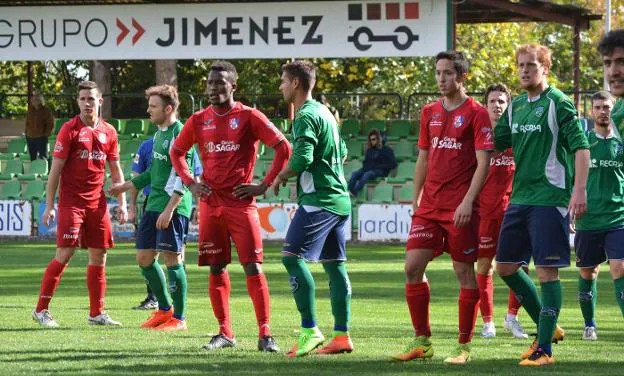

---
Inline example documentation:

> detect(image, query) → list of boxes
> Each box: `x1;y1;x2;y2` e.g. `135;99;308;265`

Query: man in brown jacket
25;93;54;160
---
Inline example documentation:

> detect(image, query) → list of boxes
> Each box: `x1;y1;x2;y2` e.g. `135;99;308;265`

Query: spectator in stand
25;93;54;161
347;128;397;196
318;94;341;124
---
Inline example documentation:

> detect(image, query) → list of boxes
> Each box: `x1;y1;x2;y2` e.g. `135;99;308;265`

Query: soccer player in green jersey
493;44;590;367
599;30;624;135
574;91;624;341
274;60;353;357
109;85;194;331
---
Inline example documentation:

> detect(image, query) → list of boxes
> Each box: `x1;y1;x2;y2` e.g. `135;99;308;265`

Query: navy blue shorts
496;204;571;268
574;227;624;268
283;207;348;262
136;211;189;253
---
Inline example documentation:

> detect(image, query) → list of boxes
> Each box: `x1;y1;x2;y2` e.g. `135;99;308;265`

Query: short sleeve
557;97;589;152
473;107;495;150
53;122;72;159
172;115;198;154
107;128;120;161
250;109;284;147
417;106;430;150
494;107;512;152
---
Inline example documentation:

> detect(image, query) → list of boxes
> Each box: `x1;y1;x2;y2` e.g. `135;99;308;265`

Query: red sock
246;273;271;337
87;265;106;317
36;259;68;312
405;282;431;337
209;271;233;338
507;288;522;315
458;288;480;344
476;273;494;323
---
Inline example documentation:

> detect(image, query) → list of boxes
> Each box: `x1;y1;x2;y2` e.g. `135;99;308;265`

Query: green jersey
494;86;589;207
289;99;351;216
613;98;624;136
575;130;624;230
132;120;194;218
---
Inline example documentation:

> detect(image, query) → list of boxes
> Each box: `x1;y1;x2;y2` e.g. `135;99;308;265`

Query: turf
1;242;623;375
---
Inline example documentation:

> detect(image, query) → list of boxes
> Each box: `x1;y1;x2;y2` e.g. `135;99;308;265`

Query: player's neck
80;114;99;127
442;90;467;111
526;81;549;99
157;115;177;129
595;123;611;138
212;99;235;114
293;91;312;112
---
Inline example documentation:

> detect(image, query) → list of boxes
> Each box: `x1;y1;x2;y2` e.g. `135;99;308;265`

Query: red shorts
406;208;479;262
197;202;263;266
56;205;113;249
478;217;502;258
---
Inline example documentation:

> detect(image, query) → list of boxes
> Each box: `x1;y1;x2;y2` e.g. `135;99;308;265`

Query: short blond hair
516;44;552;70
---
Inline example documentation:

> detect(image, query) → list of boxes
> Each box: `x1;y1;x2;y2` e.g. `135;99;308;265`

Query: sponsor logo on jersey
199;247;222;255
463;247;477;255
79;149;107;160
202;119;214;125
202;119;216;131
133;154;140;163
408;224;433;239
432;113;441;119
63;226;80;240
265;122;280;134
153;150;168;161
591;158;623;168
511;123;541;133
490;154;515;167
98;133;107;144
54;143;63;153
616;143;623;156
254;248;263;254
480;236;493;243
162;139;169;149
430;120;443;127
453;115;464;128
535;106;545;117
230;118;240;130
431;136;462;150
78;129;90;142
205;140;241;153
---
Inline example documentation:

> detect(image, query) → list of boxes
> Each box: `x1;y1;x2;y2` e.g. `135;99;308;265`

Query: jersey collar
526;86;551;103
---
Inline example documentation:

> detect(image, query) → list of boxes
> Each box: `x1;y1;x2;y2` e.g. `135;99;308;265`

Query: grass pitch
1;242;623;375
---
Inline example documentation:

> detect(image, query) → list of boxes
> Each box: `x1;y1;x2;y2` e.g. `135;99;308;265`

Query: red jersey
53;116;119;208
479;149;514;220
418;97;494;211
174;102;285;207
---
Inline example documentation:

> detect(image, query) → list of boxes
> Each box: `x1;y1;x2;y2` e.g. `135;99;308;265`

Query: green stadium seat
270;118;289;132
119;139;143;160
395;140;415;161
341;119;360;138
104;179;113;198
387;161;415;183
398;183;415;203
0;180;21;199
121;161;135;180
260;146;275;161
370;183;394;203
351;206;358;230
0;138;27;160
145;121;157;136
346;140;363;160
54;118;70;134
0;160;23;181
122;119;145;138
343;160;361;181
107;119;122;133
18;159;48;181
388;120;412;139
407;119;420;141
253;162;267;179
22;181;46;200
363;119;386;135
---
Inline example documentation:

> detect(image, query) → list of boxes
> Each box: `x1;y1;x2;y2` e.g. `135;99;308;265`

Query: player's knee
163;252;182;267
54;248;74;264
242;262;262;276
476;257;494;275
210;264;227;275
136;251;156;267
88;249;107;266
496;263;517;277
404;262;425;282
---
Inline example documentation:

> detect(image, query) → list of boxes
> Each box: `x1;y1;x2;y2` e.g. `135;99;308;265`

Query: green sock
614;277;624;317
140;260;172;310
501;269;542;325
323;261;351;333
167;263;188;320
578;276;597;327
282;256;317;328
537;280;562;346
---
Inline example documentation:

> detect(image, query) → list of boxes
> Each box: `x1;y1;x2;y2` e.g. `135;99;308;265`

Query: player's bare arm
43;157;66;226
412;149;428;213
274;165;298;196
127;171;140;223
236;139;291;199
156;192;183;230
454;149;491;228
570;148;590;219
108;160;128;224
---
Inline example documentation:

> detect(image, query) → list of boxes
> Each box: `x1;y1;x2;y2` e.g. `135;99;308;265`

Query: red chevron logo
116;18;146;46
116;18;129;45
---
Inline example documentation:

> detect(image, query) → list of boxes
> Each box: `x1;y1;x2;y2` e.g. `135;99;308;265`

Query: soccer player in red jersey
392;52;493;364
170;61;291;352
476;84;528;339
32;81;127;328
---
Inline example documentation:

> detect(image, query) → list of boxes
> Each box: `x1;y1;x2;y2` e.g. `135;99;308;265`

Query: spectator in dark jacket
348;128;397;196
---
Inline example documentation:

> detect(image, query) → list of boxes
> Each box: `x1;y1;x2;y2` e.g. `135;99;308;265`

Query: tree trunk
91;60;112;119
155;60;178;87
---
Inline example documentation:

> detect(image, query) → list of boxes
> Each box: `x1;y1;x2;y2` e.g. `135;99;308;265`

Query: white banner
0;1;448;60
0;200;32;236
358;204;412;241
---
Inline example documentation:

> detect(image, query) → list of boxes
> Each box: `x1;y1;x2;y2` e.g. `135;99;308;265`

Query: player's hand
273;173;288;196
569;188;587;220
156;208;173;230
453;199;473;228
128;204;136;223
189;182;212;201
117;205;128;225
43;206;56;227
233;183;268;199
108;181;131;196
